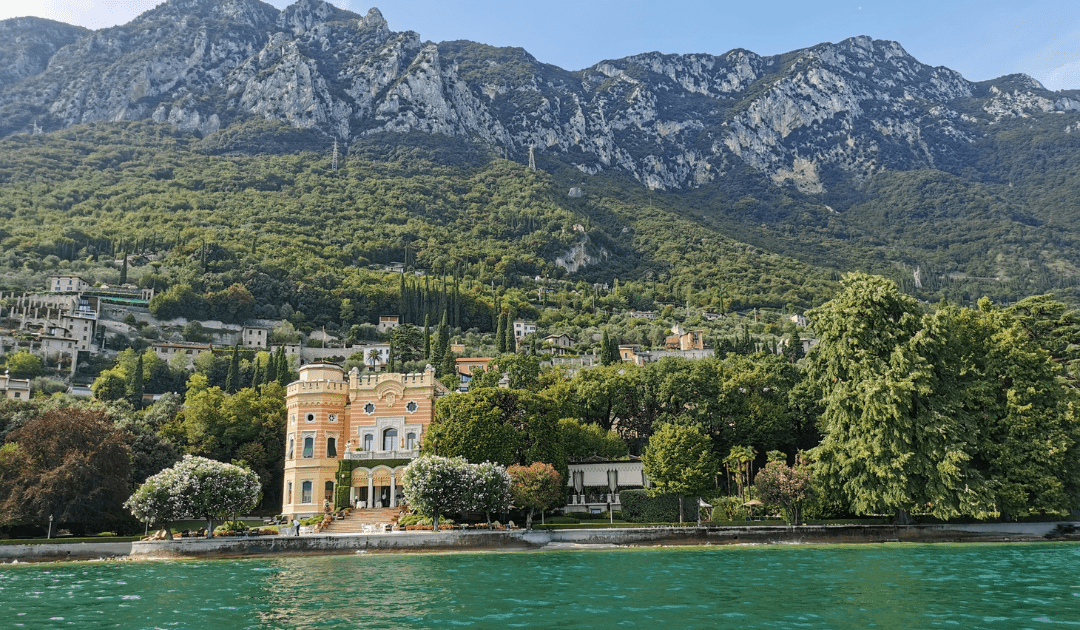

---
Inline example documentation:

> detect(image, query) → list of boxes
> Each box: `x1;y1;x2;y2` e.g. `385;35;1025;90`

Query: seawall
7;522;1072;563
0;541;133;562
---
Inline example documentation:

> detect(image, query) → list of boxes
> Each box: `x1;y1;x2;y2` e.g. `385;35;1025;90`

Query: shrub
620;489;689;523
710;496;748;522
545;516;580;524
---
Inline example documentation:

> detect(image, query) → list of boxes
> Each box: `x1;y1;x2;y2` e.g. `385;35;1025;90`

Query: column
389;471;397;508
367;473;374;509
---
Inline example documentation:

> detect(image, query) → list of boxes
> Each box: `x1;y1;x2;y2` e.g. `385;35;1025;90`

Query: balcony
343;448;420;461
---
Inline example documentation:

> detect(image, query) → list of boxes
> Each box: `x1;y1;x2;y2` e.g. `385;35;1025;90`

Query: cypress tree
251;356;263;390
503;314;515;354
225;343;240;393
433;311;449;368
388;336;397;373
119;251;128;284
128;353;144;407
600;329;620;365
496;313;506;354
276;347;289;386
423;314;431;359
265;350;278;385
441;344;456;380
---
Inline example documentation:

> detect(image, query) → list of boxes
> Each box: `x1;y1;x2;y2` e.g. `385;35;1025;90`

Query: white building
48;275;91;293
241;326;269;348
512;320;537;340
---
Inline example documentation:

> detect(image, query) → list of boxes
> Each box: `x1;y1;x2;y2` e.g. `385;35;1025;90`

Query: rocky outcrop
1;1;1077;193
0;17;88;93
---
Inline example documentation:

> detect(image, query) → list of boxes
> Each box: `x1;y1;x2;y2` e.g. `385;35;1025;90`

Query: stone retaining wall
0;541;133;562
7;522;1072;563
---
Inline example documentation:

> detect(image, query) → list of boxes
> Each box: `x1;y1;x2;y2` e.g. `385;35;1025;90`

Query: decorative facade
282;363;448;518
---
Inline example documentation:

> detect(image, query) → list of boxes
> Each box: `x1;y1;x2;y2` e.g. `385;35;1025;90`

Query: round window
305;413;315;422
328;413;337;422
363;402;376;415
405;400;418;413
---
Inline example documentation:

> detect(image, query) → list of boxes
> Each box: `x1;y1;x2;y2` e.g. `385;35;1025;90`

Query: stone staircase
323;508;401;534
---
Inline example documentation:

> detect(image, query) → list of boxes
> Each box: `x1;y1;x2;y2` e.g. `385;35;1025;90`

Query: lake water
2;542;1078;629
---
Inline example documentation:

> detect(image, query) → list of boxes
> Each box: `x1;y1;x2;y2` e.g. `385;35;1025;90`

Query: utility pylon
528;145;536;171
332;138;338;171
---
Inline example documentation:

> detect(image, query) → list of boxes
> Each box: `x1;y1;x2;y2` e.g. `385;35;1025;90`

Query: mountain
2;0;1080;305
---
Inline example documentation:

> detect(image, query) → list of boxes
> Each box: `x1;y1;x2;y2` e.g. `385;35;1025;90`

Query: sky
1;0;1078;90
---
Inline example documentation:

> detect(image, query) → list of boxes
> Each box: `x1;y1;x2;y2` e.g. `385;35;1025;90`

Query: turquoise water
2;543;1079;629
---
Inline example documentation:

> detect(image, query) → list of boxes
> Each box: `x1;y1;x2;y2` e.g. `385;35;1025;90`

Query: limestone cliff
1;0;1077;194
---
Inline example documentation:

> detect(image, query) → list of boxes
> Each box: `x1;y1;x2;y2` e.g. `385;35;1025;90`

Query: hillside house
0;373;31;400
48;275;91;293
619;345;650;366
512;320;537;339
153;342;212;369
241;326;268;348
376;315;400;334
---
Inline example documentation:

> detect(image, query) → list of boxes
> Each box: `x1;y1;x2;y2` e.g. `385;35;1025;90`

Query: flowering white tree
401;455;473;531
466;461;513;529
125;455;261;537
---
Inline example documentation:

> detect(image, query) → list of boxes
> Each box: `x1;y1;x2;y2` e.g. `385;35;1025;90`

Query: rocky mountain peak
1;7;1077;196
277;0;357;36
148;0;280;22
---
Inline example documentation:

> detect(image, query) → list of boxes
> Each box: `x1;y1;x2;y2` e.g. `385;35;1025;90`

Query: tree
0;409;132;530
125;455;261;535
559;418;628;460
4;350;43;379
496;313;507;354
401;455;472;531
600;329;619;366
423;314;431;359
967;300;1080;518
642;424;718;524
117;394;182;485
808;273;992;522
92;369;128;402
225;343;241;393
391;323;424;366
470;354;541;391
507;462;563;529
754;458;812;525
424;395;519;465
128;352;145;407
275;346;290;386
466;461;513;528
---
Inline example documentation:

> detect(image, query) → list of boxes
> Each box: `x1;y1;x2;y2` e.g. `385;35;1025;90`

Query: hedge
620;489;695;523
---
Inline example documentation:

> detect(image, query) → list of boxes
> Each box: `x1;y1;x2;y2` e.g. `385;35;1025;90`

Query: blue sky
2;0;1078;90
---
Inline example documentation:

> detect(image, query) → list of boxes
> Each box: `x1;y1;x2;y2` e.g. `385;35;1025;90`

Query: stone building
282;363;449;518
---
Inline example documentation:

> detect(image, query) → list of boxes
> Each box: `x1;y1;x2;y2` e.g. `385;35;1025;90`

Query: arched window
301;481;312;503
327;437;337;458
303;436;314;458
286;482;293;504
383;428;398;451
325;480;334;501
287;436;294;460
363;434;373;451
406;432;417;450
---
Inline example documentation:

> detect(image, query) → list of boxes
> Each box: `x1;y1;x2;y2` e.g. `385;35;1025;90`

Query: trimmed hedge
620;489;694;523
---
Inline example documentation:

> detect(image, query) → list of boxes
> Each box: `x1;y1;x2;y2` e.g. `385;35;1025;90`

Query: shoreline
2;521;1076;563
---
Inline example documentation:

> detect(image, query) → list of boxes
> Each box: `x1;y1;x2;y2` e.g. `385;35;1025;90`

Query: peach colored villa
282;363;448;518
